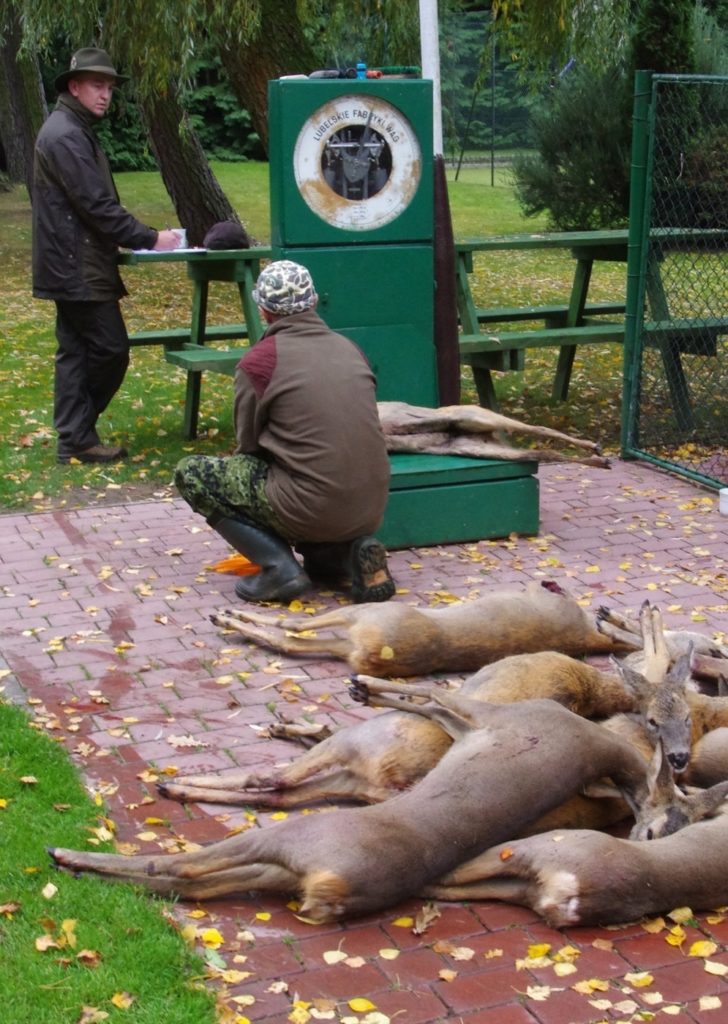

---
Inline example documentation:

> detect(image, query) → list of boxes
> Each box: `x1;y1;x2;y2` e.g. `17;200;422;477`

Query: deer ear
693;780;728;820
667;647;693;684
613;660;649;699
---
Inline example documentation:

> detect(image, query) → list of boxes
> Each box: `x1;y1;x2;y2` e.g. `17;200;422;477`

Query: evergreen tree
633;0;695;72
512;59;632;230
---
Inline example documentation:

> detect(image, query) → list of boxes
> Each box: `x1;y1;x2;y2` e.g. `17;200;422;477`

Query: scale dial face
293;94;422;231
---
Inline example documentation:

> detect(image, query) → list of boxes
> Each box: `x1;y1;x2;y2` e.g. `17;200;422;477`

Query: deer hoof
347;675;371;705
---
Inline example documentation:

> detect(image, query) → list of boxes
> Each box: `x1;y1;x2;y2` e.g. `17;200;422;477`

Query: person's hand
154;229;182;251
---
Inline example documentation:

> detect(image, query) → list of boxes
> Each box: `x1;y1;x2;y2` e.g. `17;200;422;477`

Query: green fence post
621;70;653;455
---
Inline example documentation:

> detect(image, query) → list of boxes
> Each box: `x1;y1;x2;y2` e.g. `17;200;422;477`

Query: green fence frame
621;71;728;490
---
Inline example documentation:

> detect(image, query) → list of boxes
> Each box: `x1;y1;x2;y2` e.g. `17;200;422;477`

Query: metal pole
621;69;653;455
419;0;444;154
491;32;496;186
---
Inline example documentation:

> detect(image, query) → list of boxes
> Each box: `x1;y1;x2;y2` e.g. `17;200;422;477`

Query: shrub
511;60;632;230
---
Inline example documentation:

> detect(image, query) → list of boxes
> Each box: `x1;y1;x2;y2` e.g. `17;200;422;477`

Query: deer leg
422;843;544;905
268;721;334;746
220;605;359;633
349;675;483;740
218;606;291;627
50;843;300;900
595;608;644;651
596;606;642;635
210;610;353;660
161;768;393;808
429;405;603;453
638;602;671;684
690;651;728;682
351;675;437;700
424;877;533;903
161;724;366;805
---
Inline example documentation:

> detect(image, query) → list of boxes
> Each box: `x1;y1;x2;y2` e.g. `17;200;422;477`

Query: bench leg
471;365;499;411
552;345;577;402
182;279;208;439
183;372;202;440
657;339;695;433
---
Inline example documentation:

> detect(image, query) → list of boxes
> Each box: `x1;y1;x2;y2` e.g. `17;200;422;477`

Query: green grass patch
0;699;216;1024
0;160;626;513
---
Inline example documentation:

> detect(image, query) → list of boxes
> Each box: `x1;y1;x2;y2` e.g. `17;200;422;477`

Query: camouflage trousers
174;454;292;539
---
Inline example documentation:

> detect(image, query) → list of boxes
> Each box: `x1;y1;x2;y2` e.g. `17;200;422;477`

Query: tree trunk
219;0;318;154
138;89;240;246
0;5;47;193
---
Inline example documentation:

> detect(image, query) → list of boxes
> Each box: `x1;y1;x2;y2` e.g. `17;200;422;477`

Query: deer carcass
211;580;636;678
377;401;609;467
50;685;651;923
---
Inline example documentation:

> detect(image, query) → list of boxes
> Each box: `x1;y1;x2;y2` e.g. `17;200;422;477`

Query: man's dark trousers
54;299;129;458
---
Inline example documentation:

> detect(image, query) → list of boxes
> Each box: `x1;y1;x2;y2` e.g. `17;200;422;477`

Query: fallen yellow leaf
624;970;654;986
689;939;717;957
200;928;224;948
348;998;376;1012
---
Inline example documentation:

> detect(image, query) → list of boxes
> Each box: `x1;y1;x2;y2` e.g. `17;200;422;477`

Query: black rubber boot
208;515;310;604
295;541;352;584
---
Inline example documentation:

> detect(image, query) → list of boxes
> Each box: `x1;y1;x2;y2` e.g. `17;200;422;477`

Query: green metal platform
379;453;539;549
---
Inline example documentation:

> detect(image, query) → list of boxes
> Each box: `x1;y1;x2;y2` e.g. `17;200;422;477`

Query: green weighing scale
267;77;538;546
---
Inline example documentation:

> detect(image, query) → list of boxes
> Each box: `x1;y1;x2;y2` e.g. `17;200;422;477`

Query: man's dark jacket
32;94;157;302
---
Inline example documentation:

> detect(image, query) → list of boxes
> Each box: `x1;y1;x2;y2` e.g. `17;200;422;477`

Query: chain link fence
624;74;728;487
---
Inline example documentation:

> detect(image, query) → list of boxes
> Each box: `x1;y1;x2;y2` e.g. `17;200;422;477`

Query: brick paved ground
2;459;728;1024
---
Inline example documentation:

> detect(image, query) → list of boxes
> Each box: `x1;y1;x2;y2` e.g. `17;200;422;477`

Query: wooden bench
128;323;249;347
473;301;626;326
459;322;626;409
455;232;630;410
164;344;247;374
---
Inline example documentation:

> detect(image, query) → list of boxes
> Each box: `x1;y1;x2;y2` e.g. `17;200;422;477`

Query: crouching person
175;260;395;605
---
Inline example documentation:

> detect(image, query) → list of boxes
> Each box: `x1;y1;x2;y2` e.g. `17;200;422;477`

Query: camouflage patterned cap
253;261;318;316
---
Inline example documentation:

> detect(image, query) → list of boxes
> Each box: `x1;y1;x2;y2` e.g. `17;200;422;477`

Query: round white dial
293;94;422;231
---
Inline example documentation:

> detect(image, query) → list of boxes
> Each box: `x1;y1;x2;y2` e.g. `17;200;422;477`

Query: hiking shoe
58;444;128;465
350;536;396;603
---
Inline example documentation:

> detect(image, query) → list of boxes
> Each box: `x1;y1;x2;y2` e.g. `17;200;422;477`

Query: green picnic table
456;227;728;426
119;246;271;439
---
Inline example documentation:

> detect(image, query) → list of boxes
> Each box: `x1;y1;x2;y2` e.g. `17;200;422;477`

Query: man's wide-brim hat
55;48;129;92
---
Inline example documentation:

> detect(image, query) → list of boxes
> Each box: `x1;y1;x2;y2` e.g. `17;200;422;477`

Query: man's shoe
350;536;396;604
58;444;128;465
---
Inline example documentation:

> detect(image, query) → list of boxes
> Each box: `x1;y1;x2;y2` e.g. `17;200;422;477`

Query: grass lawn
0;161;626;514
0;698;217;1024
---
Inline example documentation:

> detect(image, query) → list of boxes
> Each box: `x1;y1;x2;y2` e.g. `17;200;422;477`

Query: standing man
32;47;180;464
175;260;396;605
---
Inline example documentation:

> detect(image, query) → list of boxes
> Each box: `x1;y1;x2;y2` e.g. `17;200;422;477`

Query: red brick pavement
2;459;728;1024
